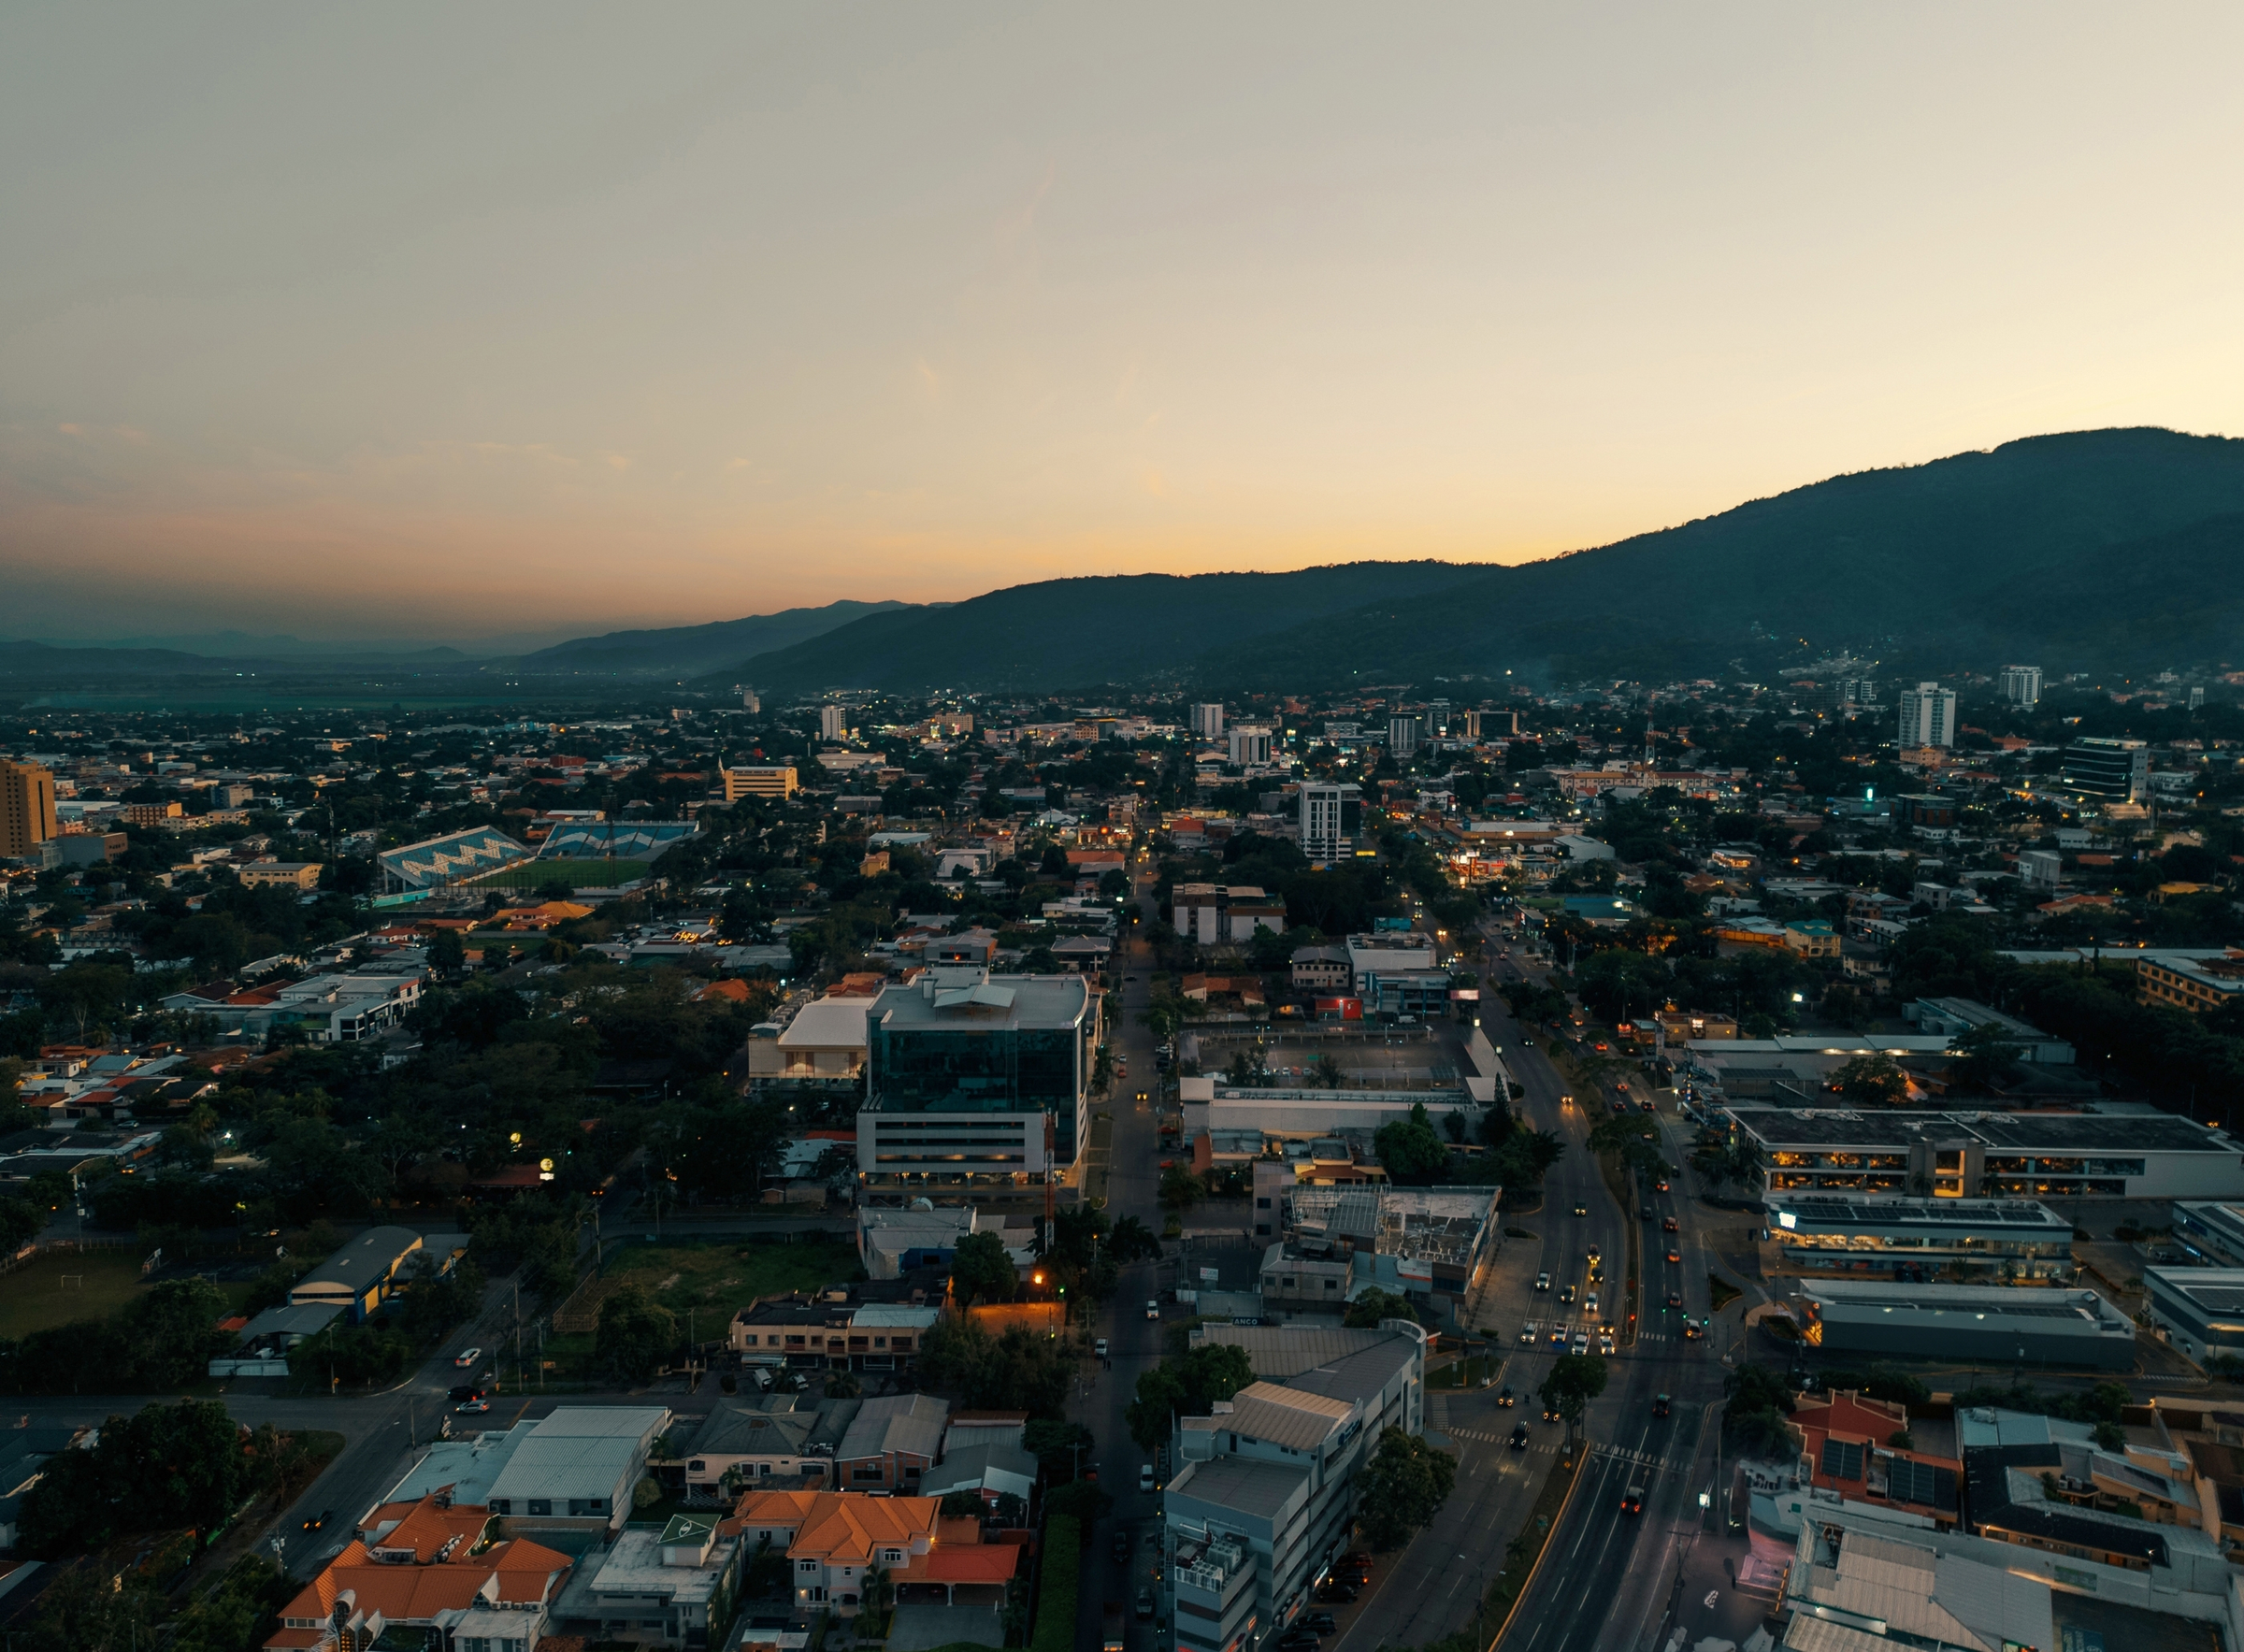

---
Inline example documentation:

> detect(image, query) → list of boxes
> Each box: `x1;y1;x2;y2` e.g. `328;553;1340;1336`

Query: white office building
1896;682;1956;748
1299;783;1353;864
1191;704;1227;740
819;705;850;741
1387;715;1421;758
1228;724;1273;767
1999;665;2042;709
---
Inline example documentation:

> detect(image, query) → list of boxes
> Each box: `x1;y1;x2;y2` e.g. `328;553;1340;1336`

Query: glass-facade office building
858;972;1098;1193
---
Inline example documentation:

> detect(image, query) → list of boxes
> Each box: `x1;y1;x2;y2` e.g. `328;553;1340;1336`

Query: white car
1585;1293;1599;1318
1571;1331;1590;1355
453;1347;482;1368
1599;1331;1617;1355
1145;1300;1161;1321
1094;1338;1110;1358
1140;1464;1156;1491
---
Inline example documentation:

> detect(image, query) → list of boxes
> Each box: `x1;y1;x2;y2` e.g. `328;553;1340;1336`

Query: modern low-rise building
833;1393;948;1492
2142;1266;2244;1367
552;1513;741;1649
482;1407;672;1539
1902;997;2075;1064
1728;1105;2244;1200
1762;1193;2076;1281
1793;1280;2136;1368
2136;950;2244;1017
722;766;798;801
1164;1321;1425;1647
288;1227;470;1322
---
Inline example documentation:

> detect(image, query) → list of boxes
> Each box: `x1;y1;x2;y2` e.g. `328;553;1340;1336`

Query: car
1094;1338;1109;1358
1136;1090;1149;1103
1573;1202;1589;1216
1518;1322;1539;1344
1302;1613;1339;1634
1278;1632;1321;1652
1667;1290;1684;1309
1584;1292;1599;1316
1655;1178;1670;1192
1141;1464;1156;1491
1639;1098;1655;1113
1496;1386;1516;1407
447;1384;482;1402
301;1507;331;1532
1653;1393;1672;1418
1641;1206;1656;1222
1509;1422;1531;1449
453;1347;482;1368
1534;1271;1551;1292
1315;1584;1360;1604
1598;1331;1616;1355
1542;1403;1561;1421
456;1398;490;1414
1586;1243;1600;1260
1662;1216;1679;1232
1146;1299;1161;1320
1558;1284;1575;1304
1548;1325;1568;1346
1560;1094;1574;1108
1571;1331;1590;1354
1136;1587;1155;1621
1682;1318;1705;1341
1666;1248;1682;1264
1114;1531;1131;1562
1620;1486;1645;1516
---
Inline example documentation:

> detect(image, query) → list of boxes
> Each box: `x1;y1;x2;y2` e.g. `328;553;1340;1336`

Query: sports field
0;1251;148;1338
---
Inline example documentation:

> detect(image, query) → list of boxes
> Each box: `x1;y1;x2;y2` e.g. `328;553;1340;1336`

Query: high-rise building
742;689;760;713
1456;709;1482;740
1839;678;1878;709
2062;738;2149;803
1998;666;2042;710
2190;685;2207;711
1190;703;1226;740
1896;683;1956;748
818;705;849;742
1300;782;1355;864
1228;725;1273;767
1387;715;1422;759
0;761;57;859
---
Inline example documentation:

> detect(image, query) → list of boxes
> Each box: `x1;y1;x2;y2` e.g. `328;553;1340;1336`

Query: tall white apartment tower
1301;782;1353;864
1998;666;2042;710
1388;714;1422;759
1190;703;1226;740
819;704;849;741
1897;682;1956;748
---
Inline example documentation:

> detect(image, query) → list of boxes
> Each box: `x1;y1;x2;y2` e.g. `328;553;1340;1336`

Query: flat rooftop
870;970;1088;1031
1166;1453;1309;1523
1733;1107;2236;1156
1766;1194;2071;1232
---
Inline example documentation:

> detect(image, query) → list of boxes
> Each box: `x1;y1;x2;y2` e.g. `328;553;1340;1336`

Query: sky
6;4;2243;648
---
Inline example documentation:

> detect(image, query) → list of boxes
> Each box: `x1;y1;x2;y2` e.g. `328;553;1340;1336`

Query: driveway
885;1603;1004;1650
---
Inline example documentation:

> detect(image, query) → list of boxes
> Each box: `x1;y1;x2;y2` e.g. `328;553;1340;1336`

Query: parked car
1302;1613;1339;1634
1140;1464;1156;1491
1509;1423;1530;1450
1315;1584;1359;1605
1114;1531;1131;1562
453;1347;482;1368
1094;1338;1110;1358
1136;1587;1155;1620
1621;1486;1644;1516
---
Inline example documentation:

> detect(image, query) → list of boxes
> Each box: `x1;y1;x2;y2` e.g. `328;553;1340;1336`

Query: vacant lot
0;1250;149;1338
600;1236;863;1328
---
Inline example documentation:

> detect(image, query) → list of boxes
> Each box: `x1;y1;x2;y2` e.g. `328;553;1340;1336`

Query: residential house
551;1512;741;1649
834;1394;950;1492
731;1492;1019;1616
266;1493;573;1652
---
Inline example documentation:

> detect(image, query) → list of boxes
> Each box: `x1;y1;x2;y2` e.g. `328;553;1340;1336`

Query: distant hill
518;599;911;678
703;428;2244;693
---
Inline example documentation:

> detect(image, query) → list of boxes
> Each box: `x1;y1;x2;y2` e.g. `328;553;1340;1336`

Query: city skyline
7;5;2243;643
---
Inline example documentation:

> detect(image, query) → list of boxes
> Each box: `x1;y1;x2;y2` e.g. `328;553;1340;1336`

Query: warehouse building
1762;1193;2076;1281
2141;1267;2244;1367
1729;1105;2244;1200
1793;1280;2136;1369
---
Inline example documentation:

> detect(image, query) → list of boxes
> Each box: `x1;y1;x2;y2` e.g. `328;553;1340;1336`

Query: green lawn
478;859;652;890
0;1251;150;1338
600;1237;863;1332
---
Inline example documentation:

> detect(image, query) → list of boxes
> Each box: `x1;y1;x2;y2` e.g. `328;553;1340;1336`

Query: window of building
799;1559;820;1573
527;1500;553;1517
874;1336;887;1347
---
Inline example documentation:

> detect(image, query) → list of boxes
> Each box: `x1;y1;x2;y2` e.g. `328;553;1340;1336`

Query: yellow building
724;765;798;801
0;760;57;858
